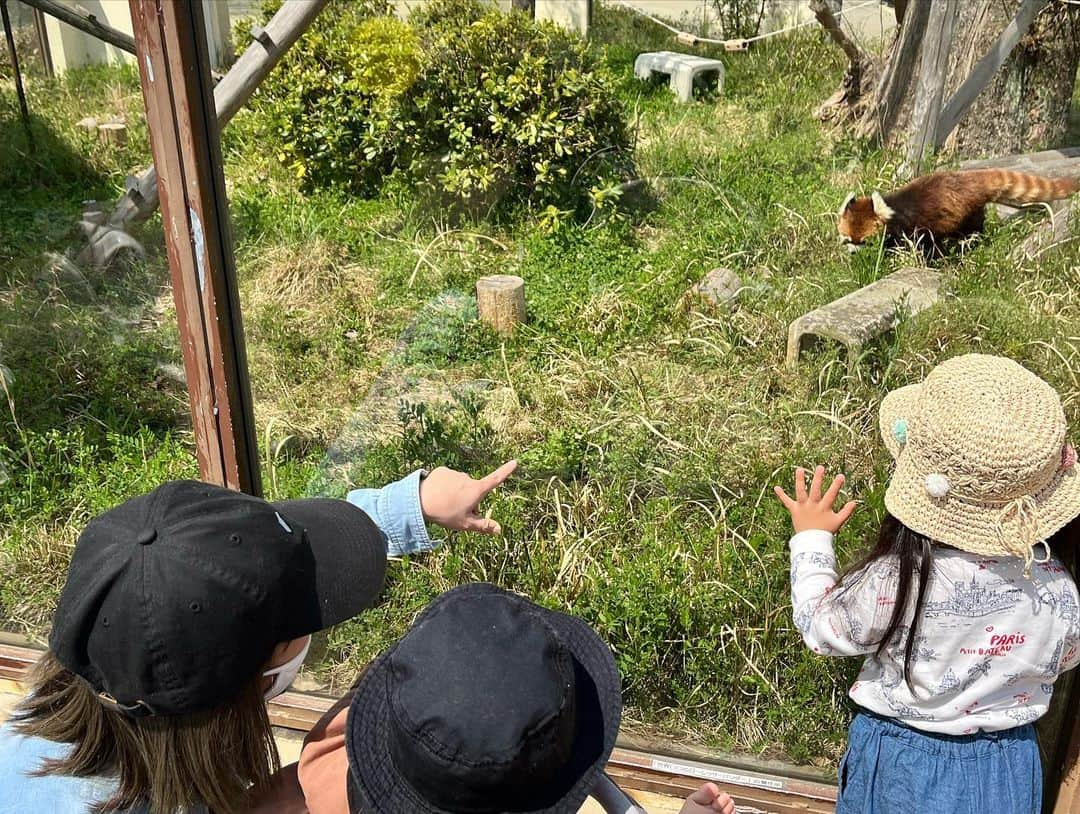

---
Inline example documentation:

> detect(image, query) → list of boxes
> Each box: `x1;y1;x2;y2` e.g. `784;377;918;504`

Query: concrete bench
786;268;942;368
633;51;725;102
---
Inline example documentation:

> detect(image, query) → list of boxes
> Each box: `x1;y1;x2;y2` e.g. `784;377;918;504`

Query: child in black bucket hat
297;583;736;814
0;462;516;814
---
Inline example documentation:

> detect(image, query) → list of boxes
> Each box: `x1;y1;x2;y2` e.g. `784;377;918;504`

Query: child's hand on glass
680;783;735;814
774;465;857;534
419;460;517;535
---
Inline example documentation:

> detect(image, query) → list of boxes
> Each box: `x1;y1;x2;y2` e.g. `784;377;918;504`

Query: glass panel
5;1;1078;801
1;0;191;640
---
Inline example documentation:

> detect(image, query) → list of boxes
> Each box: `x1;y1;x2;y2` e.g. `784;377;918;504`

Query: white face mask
263;636;311;701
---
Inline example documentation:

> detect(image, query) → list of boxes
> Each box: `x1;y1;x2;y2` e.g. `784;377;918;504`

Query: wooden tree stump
98;122;127;146
476;275;526;335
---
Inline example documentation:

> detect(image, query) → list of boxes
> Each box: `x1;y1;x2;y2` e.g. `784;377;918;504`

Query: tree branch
811;0;863;70
811;0;868;119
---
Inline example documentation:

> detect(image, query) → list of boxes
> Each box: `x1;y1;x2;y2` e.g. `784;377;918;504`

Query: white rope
613;0;880;49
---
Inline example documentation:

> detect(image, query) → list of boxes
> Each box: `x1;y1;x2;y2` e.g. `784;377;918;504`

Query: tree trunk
947;3;1080;157
857;1;1080;166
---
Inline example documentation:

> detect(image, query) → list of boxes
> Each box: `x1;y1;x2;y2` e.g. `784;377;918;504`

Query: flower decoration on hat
1063;442;1077;472
892;418;908;446
924;473;951;499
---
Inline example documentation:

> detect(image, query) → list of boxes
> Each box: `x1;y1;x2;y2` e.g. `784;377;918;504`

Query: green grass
3;5;1080;770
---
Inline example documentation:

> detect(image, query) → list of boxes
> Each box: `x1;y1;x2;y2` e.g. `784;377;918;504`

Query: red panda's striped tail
974;169;1080;207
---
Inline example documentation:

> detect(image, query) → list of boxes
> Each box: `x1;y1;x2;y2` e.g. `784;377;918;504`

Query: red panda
837;169;1079;253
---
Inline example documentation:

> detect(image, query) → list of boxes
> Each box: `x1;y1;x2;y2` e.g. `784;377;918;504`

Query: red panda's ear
838;193;856;217
871;191;895;222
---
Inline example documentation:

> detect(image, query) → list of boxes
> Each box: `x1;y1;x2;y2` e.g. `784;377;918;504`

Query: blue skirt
836;712;1042;814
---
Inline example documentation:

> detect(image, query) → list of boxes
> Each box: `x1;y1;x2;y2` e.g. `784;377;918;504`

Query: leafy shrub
402;6;630;217
254;0;630;218
397;391;495;473
248;2;417;191
401;291;484;365
407;0;488;31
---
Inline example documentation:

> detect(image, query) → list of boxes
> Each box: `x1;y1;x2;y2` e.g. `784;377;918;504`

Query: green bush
403;6;630;217
407;0;488;31
248;2;415;191
401;291;483;365
254;0;630;218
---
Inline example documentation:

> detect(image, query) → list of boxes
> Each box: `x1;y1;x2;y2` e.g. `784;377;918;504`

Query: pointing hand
419;461;518;535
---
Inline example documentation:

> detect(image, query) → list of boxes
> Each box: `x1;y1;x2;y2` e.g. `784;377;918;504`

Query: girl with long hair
775;354;1080;814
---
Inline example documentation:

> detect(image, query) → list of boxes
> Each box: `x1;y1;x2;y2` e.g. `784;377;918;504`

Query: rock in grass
690;267;742;307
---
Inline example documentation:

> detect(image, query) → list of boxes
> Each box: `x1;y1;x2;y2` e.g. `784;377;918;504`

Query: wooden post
128;0;260;494
1051;676;1080;812
476;275;526;334
98;122;127;146
31;7;53;77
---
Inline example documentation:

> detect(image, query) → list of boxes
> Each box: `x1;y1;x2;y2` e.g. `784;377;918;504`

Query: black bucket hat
345;583;622;814
49;480;387;717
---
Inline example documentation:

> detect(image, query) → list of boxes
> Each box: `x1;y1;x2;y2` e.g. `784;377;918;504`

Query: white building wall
609;0;896;42
535;0;590;34
41;0;233;74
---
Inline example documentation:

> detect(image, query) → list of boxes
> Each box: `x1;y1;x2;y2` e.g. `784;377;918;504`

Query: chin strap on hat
998;495;1044;577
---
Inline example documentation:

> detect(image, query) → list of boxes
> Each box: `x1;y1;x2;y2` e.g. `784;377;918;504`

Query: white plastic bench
633;51;725;102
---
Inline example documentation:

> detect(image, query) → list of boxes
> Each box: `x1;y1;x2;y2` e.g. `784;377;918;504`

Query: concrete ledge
786;268;942;368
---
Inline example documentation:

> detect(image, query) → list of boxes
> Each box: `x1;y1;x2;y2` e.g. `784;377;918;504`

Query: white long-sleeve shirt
790;529;1080;735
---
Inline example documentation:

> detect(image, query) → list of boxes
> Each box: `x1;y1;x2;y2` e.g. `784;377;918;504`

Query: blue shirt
345;468;433;557
0;726;153;814
0;473;431;814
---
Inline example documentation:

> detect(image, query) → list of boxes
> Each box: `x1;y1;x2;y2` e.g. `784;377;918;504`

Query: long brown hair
839;513;934;693
12;652;279;814
841;514;1080;693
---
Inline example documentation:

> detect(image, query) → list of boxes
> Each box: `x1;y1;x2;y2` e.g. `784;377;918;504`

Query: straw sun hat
879;354;1080;570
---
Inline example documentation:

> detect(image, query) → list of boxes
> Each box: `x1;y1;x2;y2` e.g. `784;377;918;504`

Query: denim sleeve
345;470;434;557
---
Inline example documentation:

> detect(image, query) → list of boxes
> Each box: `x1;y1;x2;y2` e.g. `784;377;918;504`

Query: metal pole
31;7;52;77
128;0;261;495
1;0;33;150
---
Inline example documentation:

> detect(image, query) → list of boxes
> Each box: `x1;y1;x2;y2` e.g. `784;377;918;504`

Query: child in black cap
297;583;735;814
0;462;515;814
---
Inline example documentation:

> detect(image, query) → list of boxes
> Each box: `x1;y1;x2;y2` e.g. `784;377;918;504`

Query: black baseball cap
49;480;388;717
345;583;622;814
